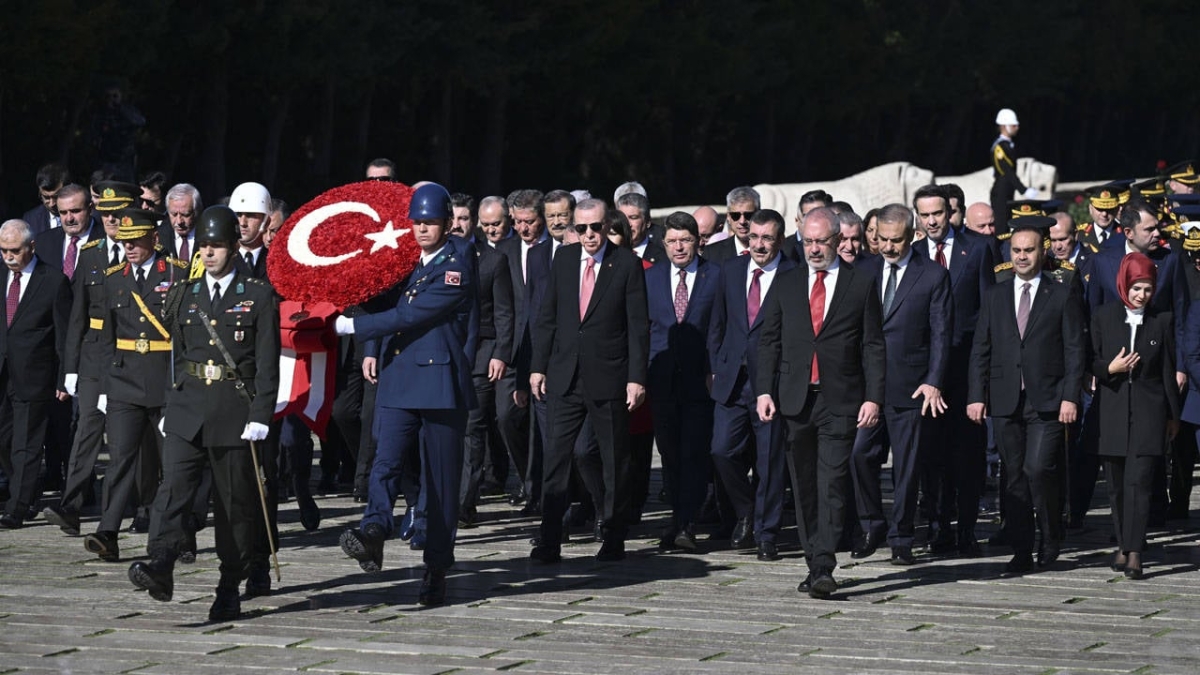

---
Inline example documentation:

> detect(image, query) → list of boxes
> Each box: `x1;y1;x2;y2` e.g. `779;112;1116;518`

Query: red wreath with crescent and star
268;180;422;436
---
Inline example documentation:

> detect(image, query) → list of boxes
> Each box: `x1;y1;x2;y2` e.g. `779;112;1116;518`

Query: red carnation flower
1157;159;1168;171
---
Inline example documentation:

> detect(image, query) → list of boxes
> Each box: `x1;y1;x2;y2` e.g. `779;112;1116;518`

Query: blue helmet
408;183;451;220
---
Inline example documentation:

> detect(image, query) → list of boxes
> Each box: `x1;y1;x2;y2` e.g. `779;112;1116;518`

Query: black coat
0;260;72;399
472;242;515;375
1089;301;1181;457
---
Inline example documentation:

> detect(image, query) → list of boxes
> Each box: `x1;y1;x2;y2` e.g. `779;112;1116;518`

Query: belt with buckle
185;360;239;384
116;338;172;353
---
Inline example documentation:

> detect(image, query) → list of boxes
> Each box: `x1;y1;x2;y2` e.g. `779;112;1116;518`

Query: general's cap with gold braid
1086;185;1120;210
1175;206;1200;252
1133;177;1167;199
1165;160;1199;186
112;208;159;241
94;181;139;211
1009;200;1047;218
1104;179;1135;205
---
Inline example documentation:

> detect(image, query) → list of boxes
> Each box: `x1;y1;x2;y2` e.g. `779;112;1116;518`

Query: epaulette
997;232;1012;241
165;256;189;270
243;276;270;287
993;261;1013;273
1076;223;1090;233
153;242;166;252
105;261;128;276
1057;260;1076;271
80;239;101;251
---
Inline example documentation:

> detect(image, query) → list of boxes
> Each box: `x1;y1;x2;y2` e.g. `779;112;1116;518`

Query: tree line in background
2;0;1198;215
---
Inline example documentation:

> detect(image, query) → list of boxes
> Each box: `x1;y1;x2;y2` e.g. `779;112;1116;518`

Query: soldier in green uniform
128;205;279;622
82;209;187;561
44;182;137;535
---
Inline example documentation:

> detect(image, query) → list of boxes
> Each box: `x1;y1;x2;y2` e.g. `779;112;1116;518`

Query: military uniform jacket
63;237;115;378
163;271;280;446
99;255;182;407
990;136;1028;195
355;235;478;411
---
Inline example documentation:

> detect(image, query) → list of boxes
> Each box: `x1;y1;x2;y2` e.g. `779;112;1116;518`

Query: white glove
334;315;356;335
64;374;78;397
1023;187;1038;199
241;422;270;441
158;417;166;437
96;394;108;415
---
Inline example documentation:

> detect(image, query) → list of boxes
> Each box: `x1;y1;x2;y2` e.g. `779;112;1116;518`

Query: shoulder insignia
1076;223;1089;232
997;232;1012;241
81;239;101;251
105;262;128;276
993;261;1013;273
153;242;165;252
165;256;188;269
1058;260;1076;271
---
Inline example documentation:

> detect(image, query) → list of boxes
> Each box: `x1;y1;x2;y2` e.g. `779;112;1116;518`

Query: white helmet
229;182;271;214
995;108;1019;126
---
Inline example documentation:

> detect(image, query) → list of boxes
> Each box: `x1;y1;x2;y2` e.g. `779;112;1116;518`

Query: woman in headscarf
1089;252;1181;578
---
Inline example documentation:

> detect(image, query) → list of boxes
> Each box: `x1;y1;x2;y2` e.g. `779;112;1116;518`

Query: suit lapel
885;256;924;321
1021;276;1053;340
817;263;853;334
684;260;711;322
948;238;969;287
12;264;45;326
582;245;618;322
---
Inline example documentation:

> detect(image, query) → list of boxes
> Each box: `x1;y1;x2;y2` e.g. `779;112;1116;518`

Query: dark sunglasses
727;211;755;221
573;221;605;234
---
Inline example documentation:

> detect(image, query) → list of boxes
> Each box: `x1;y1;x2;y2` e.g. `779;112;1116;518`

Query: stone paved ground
2;470;1199;675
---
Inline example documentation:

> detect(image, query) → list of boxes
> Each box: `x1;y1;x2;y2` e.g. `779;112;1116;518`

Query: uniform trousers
783;387;856;572
362;406;466;571
99;400;162;532
992;392;1065;554
60;375;105;512
1104;453;1157;553
148;433;263;585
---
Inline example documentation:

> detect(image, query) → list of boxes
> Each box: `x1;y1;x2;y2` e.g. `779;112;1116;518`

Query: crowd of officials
3;147;1200;620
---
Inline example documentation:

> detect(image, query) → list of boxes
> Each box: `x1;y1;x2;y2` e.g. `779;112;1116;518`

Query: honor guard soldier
82;208;186;560
44;182;138;535
335;182;478;607
989;108;1038;234
128;205;280;622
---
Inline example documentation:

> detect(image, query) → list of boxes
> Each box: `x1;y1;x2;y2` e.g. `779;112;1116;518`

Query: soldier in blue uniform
335;182;477;607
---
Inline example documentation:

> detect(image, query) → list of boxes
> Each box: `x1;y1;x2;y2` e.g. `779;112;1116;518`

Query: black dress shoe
418;568;448;606
890;546;915;566
851;533;881;559
1037;541;1060;568
0;512;22;529
957;536;982;558
658;526;678;550
84;531;120;561
596;539;626;562
928;528;956;554
757;541;781;561
530;544;562;563
340;524;385;572
208;586;241;622
1005;552;1034;575
508;489;527;506
128;560;174;601
297;490;321;531
245;564;271;597
352;491;368;504
809;570;838;598
1124;551;1144;579
25;503;38;521
674;526;698;552
1111;551;1128;572
796;573;814;593
730;517;754;549
128;511;150;534
43;505;80;535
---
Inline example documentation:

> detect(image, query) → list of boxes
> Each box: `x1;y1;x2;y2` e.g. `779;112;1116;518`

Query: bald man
693;206;722;249
1049;212;1092;268
963;203;995;237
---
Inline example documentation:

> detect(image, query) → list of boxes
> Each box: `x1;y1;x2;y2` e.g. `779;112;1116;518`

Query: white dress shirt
926;228;955;268
669;258;700;304
806;257;841;319
1012;274;1042;317
7;258;37;303
880;250;913;304
747;253;783;299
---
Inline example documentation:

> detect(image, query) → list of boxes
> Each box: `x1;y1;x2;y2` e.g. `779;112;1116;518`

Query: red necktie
64;236;79;280
739;249;749;256
935;241;947;268
579;257;595;321
810;270;827;383
6;271;21;327
747;268;763;327
674;269;688;323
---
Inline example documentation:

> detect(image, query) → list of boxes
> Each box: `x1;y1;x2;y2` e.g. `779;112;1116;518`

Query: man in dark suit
968;216;1086;574
708;209;796;560
0;219;72;527
157;184;201;277
910;184;995;555
617;192;666;265
781;189;835;261
646;212;721;550
229;182;271;279
21;163;70;237
702;186;759;263
128;205;280;621
460;234;515;524
334;183;476;607
849;204;952;565
756;206;885;598
529;198;650;563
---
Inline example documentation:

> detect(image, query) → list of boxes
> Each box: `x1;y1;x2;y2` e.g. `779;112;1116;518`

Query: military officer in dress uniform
128;205;280;622
82;208;186;561
1078;186;1123;251
989;108;1038;234
44;182;138;535
335;182;477;607
1165;160;1198;196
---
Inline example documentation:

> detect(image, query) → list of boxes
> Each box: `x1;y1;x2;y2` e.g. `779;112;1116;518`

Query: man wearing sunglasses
703;186;760;263
529;199;649;563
